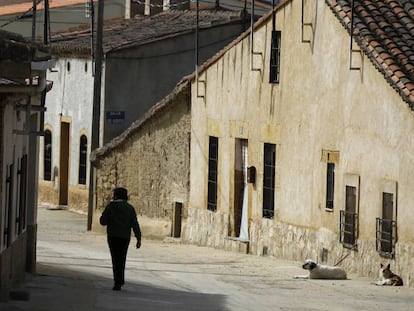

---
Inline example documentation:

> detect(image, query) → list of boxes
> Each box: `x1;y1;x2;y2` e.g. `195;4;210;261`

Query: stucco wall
39;57;93;212
0;96;33;300
104;23;249;143
185;0;414;285
92;85;191;239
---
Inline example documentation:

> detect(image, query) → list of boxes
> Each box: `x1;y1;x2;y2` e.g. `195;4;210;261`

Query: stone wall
38;180;88;214
183;208;230;249
92;84;191;239
184;208;413;287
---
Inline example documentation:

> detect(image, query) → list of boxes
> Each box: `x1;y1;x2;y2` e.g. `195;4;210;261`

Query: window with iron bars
339;185;358;248
263;143;276;218
78;134;88;185
326;163;335;210
207;136;218;212
269;30;281;83
339;210;358;248
376;218;396;258
44;129;52;181
376;192;396;258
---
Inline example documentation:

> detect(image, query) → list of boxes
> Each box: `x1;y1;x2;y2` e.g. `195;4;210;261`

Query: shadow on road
2;262;229;311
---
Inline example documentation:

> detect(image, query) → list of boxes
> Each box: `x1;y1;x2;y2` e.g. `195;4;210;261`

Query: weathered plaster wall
92;86;191;239
185;0;414;286
0;96;33;300
104;23;250;143
39;57;93;212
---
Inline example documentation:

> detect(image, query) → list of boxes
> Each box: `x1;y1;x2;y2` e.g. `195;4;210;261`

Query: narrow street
1;206;413;311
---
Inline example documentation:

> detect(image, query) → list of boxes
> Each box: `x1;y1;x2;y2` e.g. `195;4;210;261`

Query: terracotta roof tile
326;0;414;109
47;8;247;58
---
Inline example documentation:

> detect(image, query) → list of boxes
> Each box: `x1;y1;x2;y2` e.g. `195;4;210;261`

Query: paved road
1;206;413;311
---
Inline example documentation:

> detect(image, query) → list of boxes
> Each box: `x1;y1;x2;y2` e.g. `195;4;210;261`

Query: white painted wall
40;57;94;187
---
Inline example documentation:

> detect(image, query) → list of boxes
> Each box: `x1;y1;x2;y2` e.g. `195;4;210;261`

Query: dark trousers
107;236;130;286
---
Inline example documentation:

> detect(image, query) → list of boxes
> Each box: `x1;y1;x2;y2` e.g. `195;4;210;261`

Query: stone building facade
91;83;191;238
183;0;414;286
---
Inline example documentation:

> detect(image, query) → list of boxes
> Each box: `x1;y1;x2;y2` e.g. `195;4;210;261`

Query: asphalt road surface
1;206;413;311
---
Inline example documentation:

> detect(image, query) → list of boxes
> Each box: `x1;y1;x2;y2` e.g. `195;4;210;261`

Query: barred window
263;143;276;218
326;163;335;210
269;31;281;83
207;136;219;212
340;186;358;247
44;130;52;181
78;135;88;185
376;192;396;258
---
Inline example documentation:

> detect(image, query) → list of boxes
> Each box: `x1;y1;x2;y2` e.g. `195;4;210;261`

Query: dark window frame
339;185;358;248
78;134;88;185
207;136;219;212
263;143;276;218
44;130;52;181
376;192;396;258
326;162;335;210
269;30;281;83
4;164;14;248
16;155;28;235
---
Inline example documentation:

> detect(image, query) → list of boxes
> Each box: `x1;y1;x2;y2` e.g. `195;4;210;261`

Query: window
78;135;88;185
16;155;28;235
376;192;396;258
44;130;52;181
4;164;13;248
326;163;335;210
340;185;358;247
269;30;281;83
207;136;219;212
263;143;276;218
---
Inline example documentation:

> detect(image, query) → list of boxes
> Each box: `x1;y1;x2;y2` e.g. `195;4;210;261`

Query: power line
0;0;42;28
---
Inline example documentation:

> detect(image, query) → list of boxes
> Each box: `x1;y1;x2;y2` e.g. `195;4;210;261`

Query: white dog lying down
294;259;347;280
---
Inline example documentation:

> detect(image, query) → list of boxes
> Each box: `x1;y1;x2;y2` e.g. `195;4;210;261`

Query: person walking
100;187;141;291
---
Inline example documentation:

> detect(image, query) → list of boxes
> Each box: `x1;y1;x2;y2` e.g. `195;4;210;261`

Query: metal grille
43;129;52;181
326;163;335;209
339;210;357;247
376;217;396;258
269;30;281;83
78;134;88;185
263;143;276;218
207;136;218;212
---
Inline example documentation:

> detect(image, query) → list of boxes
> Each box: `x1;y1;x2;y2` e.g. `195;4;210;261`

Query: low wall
38;180;88;214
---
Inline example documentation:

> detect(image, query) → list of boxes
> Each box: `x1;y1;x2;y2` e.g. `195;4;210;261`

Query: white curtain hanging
239;140;249;241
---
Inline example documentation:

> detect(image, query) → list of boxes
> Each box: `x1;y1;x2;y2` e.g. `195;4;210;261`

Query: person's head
113;187;128;201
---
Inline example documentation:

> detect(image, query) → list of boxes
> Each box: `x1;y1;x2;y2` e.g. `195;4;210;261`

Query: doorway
233;139;248;239
59;121;70;206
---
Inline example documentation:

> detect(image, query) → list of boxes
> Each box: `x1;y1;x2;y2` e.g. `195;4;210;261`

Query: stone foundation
38;180;88;214
184;208;414;287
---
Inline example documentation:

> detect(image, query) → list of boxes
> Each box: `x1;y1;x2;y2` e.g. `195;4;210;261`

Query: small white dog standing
376;263;403;286
294;259;347;280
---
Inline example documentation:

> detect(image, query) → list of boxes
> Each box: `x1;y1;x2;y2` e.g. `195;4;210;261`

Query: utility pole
87;0;104;230
31;0;37;42
44;0;50;45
